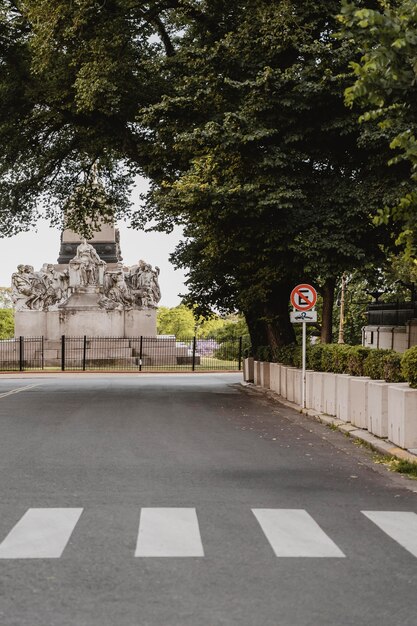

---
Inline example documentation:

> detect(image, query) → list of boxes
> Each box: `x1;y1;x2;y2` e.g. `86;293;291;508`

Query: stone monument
12;229;161;340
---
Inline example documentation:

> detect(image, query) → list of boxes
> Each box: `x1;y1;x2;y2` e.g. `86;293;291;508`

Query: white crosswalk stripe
362;511;417;557
135;508;204;557
252;509;345;558
0;508;83;559
0;507;416;560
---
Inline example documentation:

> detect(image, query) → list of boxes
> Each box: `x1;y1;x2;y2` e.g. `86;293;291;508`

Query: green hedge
402;346;417;388
266;342;411;385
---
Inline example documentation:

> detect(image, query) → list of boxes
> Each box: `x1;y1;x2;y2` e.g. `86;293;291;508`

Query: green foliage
203;316;248;340
346;346;371;376
0;309;14;339
0;0;403;354
213;335;250;362
138;0;395;352
363;348;392;380
362;348;403;382
339;0;417;251
320;344;352;373
272;344;297;367
401;346;417;388
157;305;195;337
157;305;249;340
272;339;410;384
307;344;326;372
383;351;405;383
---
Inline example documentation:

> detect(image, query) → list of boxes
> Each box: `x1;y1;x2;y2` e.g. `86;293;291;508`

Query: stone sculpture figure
105;268;133;308
12;246;161;312
70;240;106;288
123;259;161;308
12;265;34;310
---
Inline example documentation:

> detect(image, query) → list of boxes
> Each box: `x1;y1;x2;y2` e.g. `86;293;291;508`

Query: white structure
362;322;417;353
12;233;161;340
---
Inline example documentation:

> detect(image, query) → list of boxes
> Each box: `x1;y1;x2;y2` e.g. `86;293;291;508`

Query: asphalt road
0;373;416;626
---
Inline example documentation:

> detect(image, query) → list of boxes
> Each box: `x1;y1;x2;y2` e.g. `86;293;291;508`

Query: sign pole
302;321;306;409
290;283;317;411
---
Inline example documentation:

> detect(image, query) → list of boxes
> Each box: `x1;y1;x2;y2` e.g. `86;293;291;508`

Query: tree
0;1;400;353
0;309;13;339
140;0;398;352
157;305;196;337
0;0;193;236
339;0;417;251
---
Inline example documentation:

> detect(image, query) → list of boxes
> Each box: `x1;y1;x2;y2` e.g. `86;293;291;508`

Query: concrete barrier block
312;372;324;413
322;372;337;417
350;377;371;429
336;374;353;422
243;357;254;382
294;369;302;405
305;371;315;410
367;380;389;438
286;367;297;402
260;361;271;389
388;384;417;449
254;361;261;386
270;363;281;394
280;365;288;399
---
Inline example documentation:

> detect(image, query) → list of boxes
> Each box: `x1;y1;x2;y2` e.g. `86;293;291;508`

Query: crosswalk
0;508;416;560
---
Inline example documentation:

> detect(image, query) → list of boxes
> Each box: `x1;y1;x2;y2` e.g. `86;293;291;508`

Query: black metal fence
0;335;250;372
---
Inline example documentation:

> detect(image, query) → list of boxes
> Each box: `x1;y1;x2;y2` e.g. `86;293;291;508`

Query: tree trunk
320;277;336;344
244;283;295;358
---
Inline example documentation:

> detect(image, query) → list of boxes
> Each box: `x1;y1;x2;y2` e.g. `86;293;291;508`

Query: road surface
0;373;416;626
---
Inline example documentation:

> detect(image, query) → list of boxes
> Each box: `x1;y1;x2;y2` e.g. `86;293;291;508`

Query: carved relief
12;264;70;311
12;249;161;312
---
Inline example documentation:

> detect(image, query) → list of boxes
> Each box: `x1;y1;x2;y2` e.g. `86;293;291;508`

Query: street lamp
338;274;346;344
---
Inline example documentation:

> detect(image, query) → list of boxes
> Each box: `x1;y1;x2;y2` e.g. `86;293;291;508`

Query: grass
374;455;417;479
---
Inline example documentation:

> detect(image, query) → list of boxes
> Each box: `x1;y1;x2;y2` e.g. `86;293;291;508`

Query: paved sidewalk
242;382;417;465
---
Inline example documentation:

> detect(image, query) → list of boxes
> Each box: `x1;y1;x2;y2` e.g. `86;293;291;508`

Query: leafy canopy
339;0;417;250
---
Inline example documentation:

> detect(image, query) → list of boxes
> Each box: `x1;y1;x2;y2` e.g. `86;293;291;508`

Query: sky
0;177;187;308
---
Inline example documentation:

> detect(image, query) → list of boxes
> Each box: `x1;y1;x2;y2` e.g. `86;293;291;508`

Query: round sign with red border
290;284;317;311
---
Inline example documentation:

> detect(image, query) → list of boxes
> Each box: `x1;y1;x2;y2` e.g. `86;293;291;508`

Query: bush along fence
0;335;251;372
243;344;417;453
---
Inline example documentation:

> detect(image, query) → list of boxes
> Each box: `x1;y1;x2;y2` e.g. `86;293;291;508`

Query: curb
241;382;417;465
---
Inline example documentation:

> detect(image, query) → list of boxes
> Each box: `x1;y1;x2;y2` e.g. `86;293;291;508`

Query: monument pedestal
14;308;157;339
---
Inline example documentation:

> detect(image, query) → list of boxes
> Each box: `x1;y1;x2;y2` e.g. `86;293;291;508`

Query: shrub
401;347;417;388
363;349;392;380
331;344;351;373
383;352;404;383
319;344;351;373
346;346;371;376
274;343;301;366
307;344;326;371
320;345;335;372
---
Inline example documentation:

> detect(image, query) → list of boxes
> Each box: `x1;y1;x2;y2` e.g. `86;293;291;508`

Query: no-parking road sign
290;284;317;312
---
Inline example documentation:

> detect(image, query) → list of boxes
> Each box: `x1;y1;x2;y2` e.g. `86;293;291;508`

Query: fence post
19;336;24;372
238;336;243;371
61;335;65;371
41;336;44;370
192;336;197;372
139;336;143;371
83;335;87;371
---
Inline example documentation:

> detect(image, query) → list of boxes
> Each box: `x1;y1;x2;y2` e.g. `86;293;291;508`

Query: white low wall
350;377;370;429
244;358;417;453
367;381;389;438
388;384;417;449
